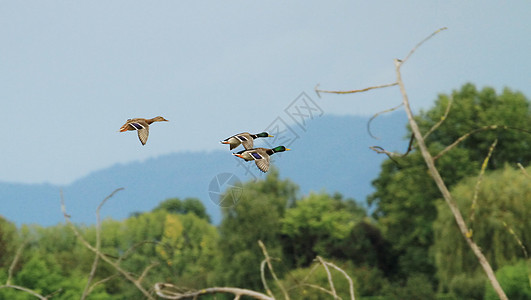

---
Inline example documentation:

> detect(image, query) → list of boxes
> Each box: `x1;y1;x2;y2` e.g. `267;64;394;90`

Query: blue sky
1;1;530;185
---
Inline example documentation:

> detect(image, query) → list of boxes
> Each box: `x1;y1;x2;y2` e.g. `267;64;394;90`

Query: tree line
0;83;530;299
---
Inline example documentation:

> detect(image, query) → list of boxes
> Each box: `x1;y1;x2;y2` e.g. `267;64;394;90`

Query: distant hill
0;113;408;226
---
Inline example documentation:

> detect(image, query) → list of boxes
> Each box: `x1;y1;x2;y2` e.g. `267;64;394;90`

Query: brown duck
119;116;168;145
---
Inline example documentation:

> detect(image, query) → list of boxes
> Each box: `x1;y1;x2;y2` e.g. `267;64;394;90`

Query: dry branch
154;283;274;300
467;139;498;238
61;189;155;300
316;256;338;300
315;82;398;97
318;26;508;300
258;240;289;300
394;37;508;299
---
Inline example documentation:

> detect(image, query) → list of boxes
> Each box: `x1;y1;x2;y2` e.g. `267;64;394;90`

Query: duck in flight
119;116;168;145
220;132;273;150
233;146;290;173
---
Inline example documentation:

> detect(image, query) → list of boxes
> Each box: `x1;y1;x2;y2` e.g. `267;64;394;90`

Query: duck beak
233;154;244;158
268;135;274;137
285;148;291;151
221;141;230;144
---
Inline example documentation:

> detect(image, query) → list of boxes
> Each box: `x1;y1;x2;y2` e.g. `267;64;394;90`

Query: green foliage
281;193;365;267
278;261;359;300
153;197;211;222
433;165;531;290
381;273;435;300
217;170;298;290
369;83;531;281
484;260;531;300
448;273;485;300
0;217;18;268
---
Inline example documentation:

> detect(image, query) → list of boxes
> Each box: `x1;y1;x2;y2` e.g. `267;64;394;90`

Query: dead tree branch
81;187;124;300
61;189;155;300
315;82;398;98
153;283;274;300
467;139;498;238
258;240;289;300
318;26;508;300
316;256;338;300
0;241;52;299
367;103;404;139
393;29;508;298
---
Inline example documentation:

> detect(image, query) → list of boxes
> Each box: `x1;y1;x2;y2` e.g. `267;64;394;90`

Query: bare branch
81;187;124;300
370;133;415;165
7;241;27;285
323;261;356;300
502;221;528;259
258;240;289;300
61;190;155;300
517;163;529;177
316;256;338;300
315;82;398;98
0;285;48;300
139;262;159;285
423;95;453;140
433;125;531;161
394;56;508;299
467;139;498;238
260;259;273;297
401;27;448;65
367;103;404;139
153;283;274;300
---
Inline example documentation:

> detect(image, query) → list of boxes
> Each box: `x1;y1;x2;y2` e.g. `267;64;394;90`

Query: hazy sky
1;1;530;185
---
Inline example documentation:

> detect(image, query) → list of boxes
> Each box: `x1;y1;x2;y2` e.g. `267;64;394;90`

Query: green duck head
256;132;274;138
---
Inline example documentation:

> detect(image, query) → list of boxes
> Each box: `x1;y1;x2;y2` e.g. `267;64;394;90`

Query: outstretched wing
137;126;149;145
236;133;253;150
250;151;270;173
236;135;253;150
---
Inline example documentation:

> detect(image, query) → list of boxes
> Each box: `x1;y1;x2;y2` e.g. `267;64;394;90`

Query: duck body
221;132;273;150
119;116;168;145
233;146;290;173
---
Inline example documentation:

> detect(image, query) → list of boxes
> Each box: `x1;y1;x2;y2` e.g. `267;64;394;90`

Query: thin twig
502;221;528;259
0;285;48;299
61;190;155;300
81;187;124;300
401;27;448;65
258;240;290;300
517;163;529;177
87;274;119;295
369;133;415;165
7;241;27;285
316;256;338;300
423;95;453;140
260;260;273;297
433;125;531;161
467;139;498;238
139;262;159;284
315;82;398;98
324;261;355;300
367;103;404;139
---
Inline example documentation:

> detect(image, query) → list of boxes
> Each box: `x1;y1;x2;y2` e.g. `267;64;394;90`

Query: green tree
153;197;211;222
433;165;531;292
281;192;365;267
217;169;298;290
369;83;531;280
484;260;531;300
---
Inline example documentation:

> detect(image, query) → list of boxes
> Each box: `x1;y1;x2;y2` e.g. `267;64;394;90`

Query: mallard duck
119;116;168;145
233;146;290;173
221;132;273;150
